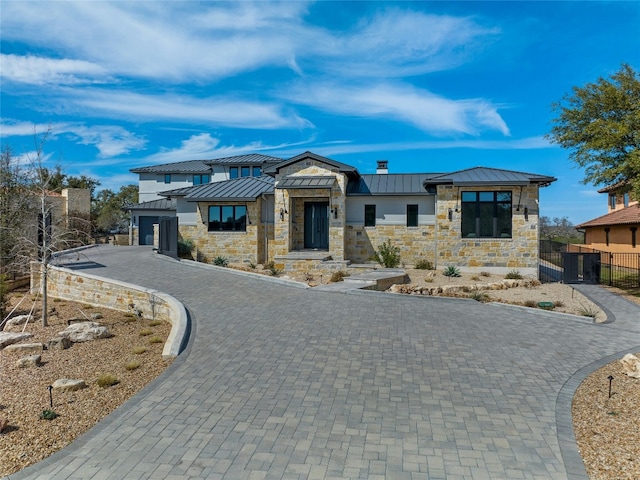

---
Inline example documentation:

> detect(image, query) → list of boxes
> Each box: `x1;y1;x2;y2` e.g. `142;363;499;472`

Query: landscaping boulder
0;332;34;350
90;312;103;320
52;379;86;392
58;322;110;342
47;336;72;350
6;314;34;326
620;353;640;379
4;343;44;354
0;418;7;434
16;354;42;368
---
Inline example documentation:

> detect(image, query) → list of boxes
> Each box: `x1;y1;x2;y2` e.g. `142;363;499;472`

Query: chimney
376;160;388;174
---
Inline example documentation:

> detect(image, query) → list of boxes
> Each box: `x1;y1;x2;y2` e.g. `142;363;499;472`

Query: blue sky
1;1;638;225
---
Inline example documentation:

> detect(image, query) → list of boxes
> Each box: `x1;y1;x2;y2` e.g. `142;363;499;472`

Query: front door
304;202;329;249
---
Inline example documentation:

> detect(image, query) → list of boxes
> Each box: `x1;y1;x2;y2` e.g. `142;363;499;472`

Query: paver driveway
8;245;640;480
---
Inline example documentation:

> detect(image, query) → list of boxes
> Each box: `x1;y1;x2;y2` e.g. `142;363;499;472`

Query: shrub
213;256;228;267
480;271;491;277
523;300;538;308
470;275;480;281
554;300;565;308
579;304;599;319
424;277;434;283
97;374;119;388
132;346;147;355
40;409;58;420
414;259;433;270
125;361;140;371
177;238;195;258
505;270;523;280
374;239;401;268
330;271;350;283
149;336;163;344
443;265;461;277
139;328;153;337
265;261;282;276
148;320;163;327
248;262;257;269
469;289;490;302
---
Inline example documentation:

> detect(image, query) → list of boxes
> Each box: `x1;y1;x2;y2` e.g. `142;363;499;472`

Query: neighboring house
127;151;556;275
576;184;640;253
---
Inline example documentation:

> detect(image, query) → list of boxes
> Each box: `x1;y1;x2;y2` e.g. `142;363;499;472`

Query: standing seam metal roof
276;176;336;189
130;160;212;174
183;176;275;201
347;174;439;195
423;167;556;186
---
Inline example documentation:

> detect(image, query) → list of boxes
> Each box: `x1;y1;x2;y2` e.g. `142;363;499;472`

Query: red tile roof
577;205;640;228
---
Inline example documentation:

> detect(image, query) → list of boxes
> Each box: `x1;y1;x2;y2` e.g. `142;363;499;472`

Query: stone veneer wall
345;225;436;265
273;160;347;260
435;185;540;273
178;199;265;264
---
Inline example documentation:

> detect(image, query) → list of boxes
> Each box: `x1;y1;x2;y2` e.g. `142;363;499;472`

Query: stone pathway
7;245;640;480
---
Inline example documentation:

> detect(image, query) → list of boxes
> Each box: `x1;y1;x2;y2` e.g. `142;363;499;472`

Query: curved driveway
8;245;640;480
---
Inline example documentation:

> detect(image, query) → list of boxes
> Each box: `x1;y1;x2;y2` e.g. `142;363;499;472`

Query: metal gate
561;252;600;284
158;216;178;259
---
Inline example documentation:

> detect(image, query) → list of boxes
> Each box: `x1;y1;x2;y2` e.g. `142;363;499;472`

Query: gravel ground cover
0;289;172;477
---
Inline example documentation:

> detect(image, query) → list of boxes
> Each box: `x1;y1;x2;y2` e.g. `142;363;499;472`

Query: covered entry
304;202;329;249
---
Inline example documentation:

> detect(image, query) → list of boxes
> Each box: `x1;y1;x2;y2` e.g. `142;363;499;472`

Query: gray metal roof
182;176;275;202
130;160;211;174
130;154;284;174
264;151;359;178
276;176;336;189
204;153;283;165
347;174;438;196
124;198;176;211
423;167;556;187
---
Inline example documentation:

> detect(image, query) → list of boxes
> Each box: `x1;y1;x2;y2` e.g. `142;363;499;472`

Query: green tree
547;64;640;199
92;184;138;233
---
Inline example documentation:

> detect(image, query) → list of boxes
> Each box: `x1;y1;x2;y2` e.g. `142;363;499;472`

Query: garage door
138;216;159;245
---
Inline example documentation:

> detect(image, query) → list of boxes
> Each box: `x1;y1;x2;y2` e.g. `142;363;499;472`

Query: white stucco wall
345;196;435;225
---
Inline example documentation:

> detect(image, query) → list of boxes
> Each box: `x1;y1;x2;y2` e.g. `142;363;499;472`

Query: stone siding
345;225;436;265
435;185;540;274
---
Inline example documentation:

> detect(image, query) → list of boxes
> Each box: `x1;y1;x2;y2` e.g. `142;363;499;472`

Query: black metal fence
539;240;640;289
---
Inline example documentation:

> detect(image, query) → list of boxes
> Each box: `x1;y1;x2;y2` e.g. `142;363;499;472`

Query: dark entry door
304;202;329;249
138;216;159;245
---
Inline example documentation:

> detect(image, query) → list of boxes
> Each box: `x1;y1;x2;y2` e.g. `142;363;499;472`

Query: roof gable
423;166;556;187
264;151;359;177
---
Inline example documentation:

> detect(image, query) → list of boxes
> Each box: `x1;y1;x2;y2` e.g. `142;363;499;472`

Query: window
193;174;210;185
229;167;238;179
253;166;262;177
631;227;637;248
208;205;247;231
164;174;171;184
407;204;418;227
241;166;251;177
605;227;610;246
461;191;512;238
610;194;616;209
364;205;376;227
624;193;630;207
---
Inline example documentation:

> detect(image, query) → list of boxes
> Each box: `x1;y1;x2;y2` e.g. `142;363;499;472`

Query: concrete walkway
7;246;640;480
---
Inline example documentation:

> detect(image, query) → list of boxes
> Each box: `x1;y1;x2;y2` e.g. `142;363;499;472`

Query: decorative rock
58;322;110;342
0;332;34;349
52;379;87;392
90;312;103;320
620;353;640;379
6;314;34;326
4;343;44;354
47;336;72;350
16;354;42;368
0;418;8;434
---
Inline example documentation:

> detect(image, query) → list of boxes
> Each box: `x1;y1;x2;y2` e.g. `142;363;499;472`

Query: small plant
374;239;401;268
480;271;491;277
123;316;137;323
125;361;141;371
132;346;147;355
248;262;257;269
330;270;350;283
177;238;195;258
213;256;228;267
554;300;565;308
469;288;490;302
607;411;619;416
124;312;136;318
523;300;538;308
97;374;119;388
505;270;523;280
470;275;480;281
148;320;163;327
578;303;599;319
265;261;282;276
149;336;163;344
414;259;433;270
40;409;58;420
424;277;434;283
443;265;461;277
139;328;153;336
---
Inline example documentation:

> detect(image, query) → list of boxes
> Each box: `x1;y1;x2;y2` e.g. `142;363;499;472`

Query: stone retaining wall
30;263;187;359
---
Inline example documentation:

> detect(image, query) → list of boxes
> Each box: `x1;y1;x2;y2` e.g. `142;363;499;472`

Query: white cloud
283;82;510;136
0;54;108;85
68;90;313;130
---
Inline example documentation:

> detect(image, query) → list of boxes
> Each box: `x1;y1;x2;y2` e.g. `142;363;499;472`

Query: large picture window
461;191;512;238
208;205;247;231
